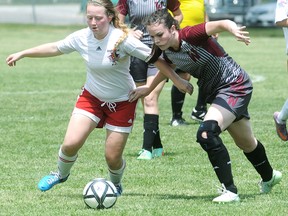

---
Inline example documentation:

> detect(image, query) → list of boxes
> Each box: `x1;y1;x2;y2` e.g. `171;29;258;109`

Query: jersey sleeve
116;0;128;16
57;32;79;54
167;0;181;12
275;1;288;23
146;44;163;64
120;35;153;62
179;23;209;45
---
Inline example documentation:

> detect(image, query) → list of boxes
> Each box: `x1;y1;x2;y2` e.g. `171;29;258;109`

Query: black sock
195;105;207;111
207;144;237;193
195;90;207;111
142;114;161;152
153;128;162;149
171;85;185;119
244;140;273;181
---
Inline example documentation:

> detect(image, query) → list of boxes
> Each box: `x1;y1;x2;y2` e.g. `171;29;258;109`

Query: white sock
108;159;126;185
57;148;77;179
278;99;288;122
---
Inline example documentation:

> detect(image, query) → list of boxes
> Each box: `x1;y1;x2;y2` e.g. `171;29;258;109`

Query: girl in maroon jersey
129;9;282;203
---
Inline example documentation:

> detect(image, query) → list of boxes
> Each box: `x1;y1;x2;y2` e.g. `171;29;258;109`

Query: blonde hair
87;0;129;51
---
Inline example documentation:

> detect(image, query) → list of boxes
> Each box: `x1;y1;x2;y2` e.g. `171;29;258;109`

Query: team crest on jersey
108;48;120;65
187;48;200;62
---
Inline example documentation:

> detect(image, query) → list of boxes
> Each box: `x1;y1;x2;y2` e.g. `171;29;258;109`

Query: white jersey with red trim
57;25;151;102
275;0;288;54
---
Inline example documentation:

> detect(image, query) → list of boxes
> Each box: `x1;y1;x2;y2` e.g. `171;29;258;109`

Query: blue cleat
152;148;164;158
114;183;123;197
38;172;69;192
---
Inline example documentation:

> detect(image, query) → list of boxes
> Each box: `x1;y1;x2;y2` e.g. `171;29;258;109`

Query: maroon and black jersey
117;0;180;47
154;23;253;104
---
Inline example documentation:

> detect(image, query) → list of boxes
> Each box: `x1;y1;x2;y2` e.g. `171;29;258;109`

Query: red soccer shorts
73;88;138;133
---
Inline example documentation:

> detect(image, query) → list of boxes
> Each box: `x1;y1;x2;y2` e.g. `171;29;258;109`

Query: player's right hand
6;53;21;67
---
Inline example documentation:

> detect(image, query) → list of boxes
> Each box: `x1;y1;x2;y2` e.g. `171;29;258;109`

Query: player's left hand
129;28;143;40
233;26;251;45
174;78;194;95
129;86;150;102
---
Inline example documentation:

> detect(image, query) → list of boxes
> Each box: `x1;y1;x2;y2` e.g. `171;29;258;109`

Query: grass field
0;24;288;216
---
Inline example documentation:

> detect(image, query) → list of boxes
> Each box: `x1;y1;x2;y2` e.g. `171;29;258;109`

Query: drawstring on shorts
101;102;117;112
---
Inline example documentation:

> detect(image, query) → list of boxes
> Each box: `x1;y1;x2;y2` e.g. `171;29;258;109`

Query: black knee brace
196;120;223;151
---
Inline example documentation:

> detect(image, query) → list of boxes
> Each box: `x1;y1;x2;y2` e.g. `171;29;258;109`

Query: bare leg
105;130;129;195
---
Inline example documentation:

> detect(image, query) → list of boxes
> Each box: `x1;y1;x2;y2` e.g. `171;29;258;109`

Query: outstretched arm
276;18;288;27
205;20;250;45
6;42;63;67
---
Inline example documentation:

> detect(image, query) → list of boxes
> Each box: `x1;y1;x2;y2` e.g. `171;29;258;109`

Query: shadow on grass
122;192;262;202
49;190;209;201
50;189;267;204
164;120;201;126
124;192;214;201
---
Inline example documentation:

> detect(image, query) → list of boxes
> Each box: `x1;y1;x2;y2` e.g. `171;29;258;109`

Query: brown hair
143;9;180;30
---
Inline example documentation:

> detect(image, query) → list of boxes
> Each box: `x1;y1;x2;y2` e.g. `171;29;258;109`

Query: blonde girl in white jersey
6;0;192;195
273;0;288;141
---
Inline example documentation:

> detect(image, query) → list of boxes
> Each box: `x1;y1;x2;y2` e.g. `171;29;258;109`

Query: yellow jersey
179;0;205;28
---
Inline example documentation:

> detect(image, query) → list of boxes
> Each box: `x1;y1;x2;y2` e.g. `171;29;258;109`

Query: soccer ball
83;178;118;209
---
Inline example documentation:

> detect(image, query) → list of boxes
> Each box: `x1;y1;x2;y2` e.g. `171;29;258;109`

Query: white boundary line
250;74;266;83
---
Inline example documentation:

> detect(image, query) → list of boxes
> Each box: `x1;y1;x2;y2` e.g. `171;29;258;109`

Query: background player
170;0;208;126
273;0;288;141
117;0;183;159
